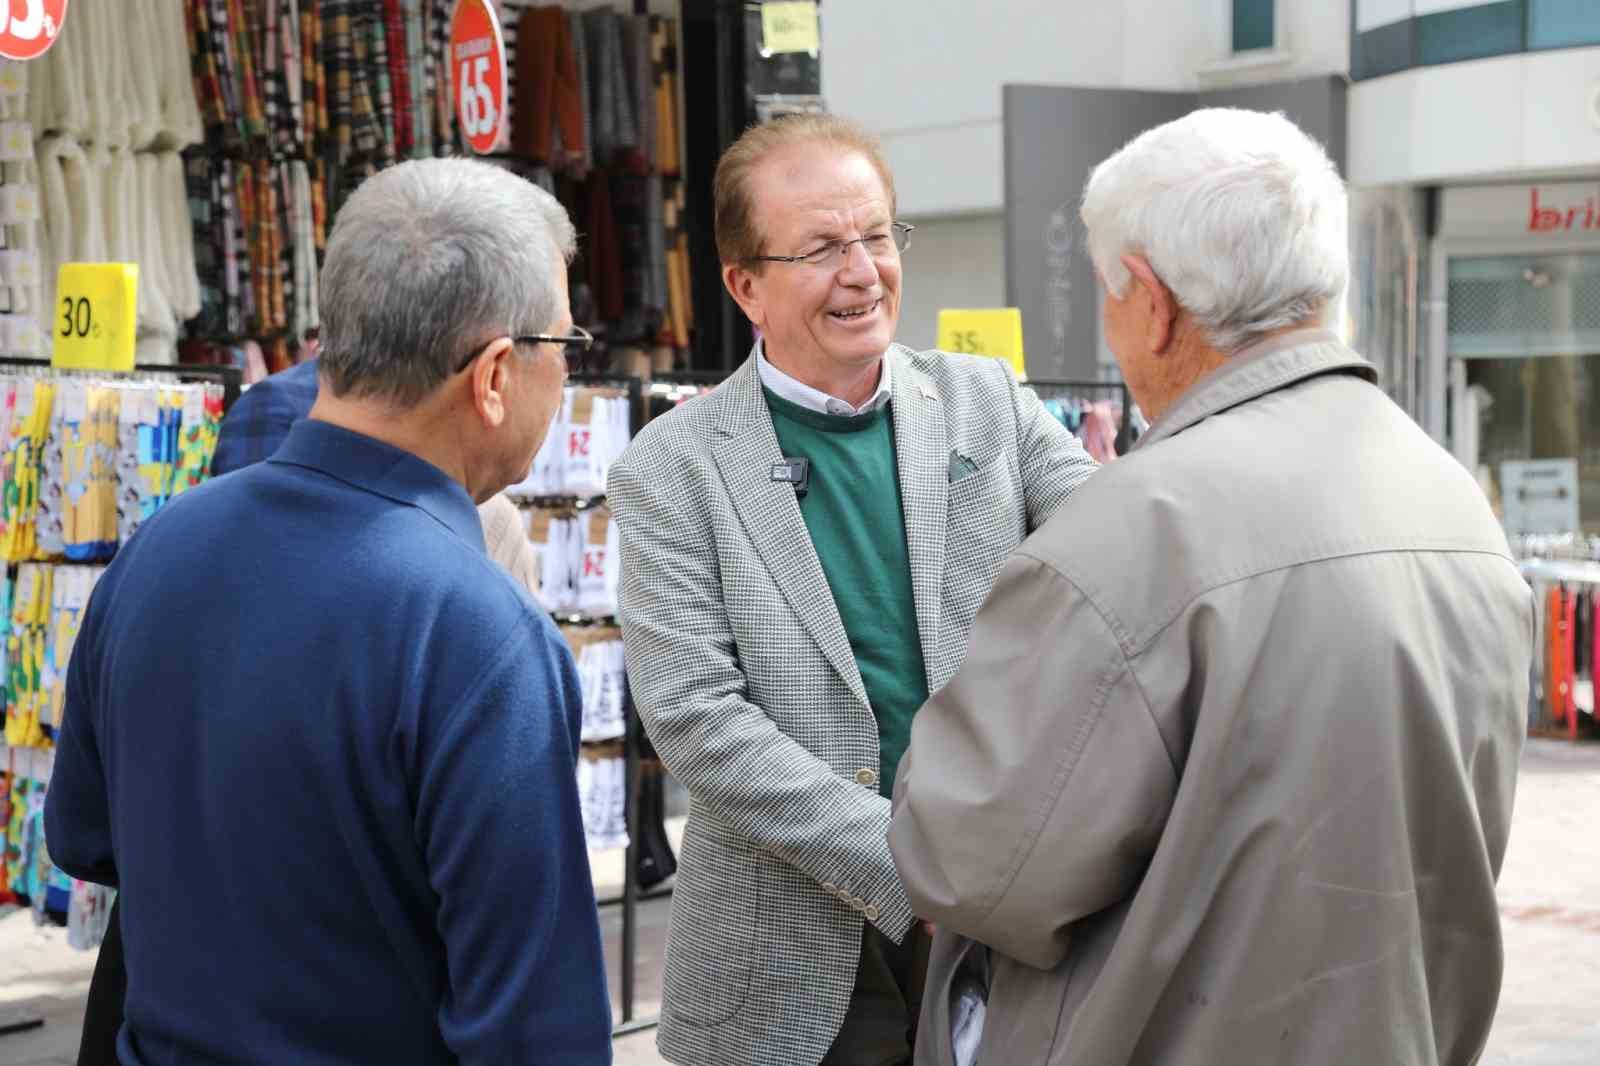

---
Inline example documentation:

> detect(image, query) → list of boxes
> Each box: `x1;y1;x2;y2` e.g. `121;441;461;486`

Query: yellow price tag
938;308;1027;380
52;262;138;372
761;2;819;55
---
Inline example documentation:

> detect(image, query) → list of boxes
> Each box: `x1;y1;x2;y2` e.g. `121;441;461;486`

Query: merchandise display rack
0;355;242;1048
1022;377;1136;455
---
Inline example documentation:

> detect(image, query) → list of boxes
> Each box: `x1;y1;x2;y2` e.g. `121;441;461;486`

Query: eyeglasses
748;222;914;268
453;324;595;376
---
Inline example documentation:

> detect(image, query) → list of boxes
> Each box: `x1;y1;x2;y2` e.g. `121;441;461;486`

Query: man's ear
468;337;515;428
1121;253;1178;354
723;262;766;331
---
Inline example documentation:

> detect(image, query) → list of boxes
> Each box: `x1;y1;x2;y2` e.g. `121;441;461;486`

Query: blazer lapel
889;349;947;690
711;356;870;708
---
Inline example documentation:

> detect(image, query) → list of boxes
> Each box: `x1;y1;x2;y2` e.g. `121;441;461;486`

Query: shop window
1450;253;1600;535
1528;0;1600;50
1232;0;1275;52
1415;0;1525;66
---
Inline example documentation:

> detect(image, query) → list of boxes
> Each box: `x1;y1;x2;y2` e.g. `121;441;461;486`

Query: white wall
1350;46;1600;186
824;0;1352;216
894;213;1007;351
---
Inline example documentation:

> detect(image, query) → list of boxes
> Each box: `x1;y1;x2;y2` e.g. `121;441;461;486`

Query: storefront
1432;180;1600;540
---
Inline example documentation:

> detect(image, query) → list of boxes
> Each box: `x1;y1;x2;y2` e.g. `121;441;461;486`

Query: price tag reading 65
52;262;138;372
450;0;508;155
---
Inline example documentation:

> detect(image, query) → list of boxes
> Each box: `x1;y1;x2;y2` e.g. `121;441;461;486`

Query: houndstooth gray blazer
609;344;1096;1066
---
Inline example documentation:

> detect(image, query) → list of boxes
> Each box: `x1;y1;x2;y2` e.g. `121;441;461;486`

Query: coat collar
1135;329;1378;451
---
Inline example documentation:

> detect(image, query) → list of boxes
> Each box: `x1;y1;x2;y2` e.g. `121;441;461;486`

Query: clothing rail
1023;377;1135;456
597;366;736;1034
1522;558;1600;587
559;371;663;1036
0;357;245;415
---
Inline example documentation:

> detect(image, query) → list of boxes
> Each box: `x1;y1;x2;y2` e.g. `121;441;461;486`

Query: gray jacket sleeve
611;448;916;942
889;552;1176;968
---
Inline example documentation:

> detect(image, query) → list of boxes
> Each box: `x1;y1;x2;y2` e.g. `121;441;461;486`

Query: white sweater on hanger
154;0;203;149
132;152;177;347
160;152;201;322
28;0;199;150
122;0;164;151
37;136;97;350
82;1;130;150
97;147;136;266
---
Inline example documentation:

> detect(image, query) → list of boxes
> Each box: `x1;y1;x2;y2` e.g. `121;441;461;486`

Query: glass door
1446;251;1600;536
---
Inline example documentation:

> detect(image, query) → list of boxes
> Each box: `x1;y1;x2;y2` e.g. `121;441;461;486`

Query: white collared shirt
755;340;893;417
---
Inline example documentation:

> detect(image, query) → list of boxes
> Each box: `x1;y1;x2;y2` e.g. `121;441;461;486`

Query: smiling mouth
829;300;881;322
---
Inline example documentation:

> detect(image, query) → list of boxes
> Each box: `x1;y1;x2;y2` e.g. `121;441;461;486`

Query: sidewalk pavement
5;742;1600;1065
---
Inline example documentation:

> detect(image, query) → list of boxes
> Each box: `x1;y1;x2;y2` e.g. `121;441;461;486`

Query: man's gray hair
318;158;578;404
1081;108;1348;353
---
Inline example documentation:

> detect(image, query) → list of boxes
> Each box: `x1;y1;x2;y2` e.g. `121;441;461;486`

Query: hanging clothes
511;7;586;169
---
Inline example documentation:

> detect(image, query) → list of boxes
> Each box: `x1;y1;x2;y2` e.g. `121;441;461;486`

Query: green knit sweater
764;388;929;797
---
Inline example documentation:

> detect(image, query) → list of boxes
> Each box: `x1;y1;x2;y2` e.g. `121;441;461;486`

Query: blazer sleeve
610;446;917;943
889;552;1177;969
1002;362;1098;532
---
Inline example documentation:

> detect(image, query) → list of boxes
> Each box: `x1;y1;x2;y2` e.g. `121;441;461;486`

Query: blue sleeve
414;616;611;1065
42;612;117;887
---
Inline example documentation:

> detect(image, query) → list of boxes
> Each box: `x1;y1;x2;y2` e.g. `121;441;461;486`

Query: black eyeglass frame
746;221;915;267
452;324;596;376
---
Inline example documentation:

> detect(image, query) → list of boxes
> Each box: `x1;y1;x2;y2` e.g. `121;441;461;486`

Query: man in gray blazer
609;114;1096;1066
890;108;1533;1066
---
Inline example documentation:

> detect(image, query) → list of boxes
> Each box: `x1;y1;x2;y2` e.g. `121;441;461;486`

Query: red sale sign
0;0;68;61
450;0;507;155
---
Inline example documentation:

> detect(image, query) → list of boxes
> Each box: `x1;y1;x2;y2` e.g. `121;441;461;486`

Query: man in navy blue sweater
45;158;611;1065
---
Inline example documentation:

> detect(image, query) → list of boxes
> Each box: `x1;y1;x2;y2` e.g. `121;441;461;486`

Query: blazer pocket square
948;450;982;484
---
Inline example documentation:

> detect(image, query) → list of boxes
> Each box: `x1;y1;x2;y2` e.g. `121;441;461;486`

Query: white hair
1080;108;1348;353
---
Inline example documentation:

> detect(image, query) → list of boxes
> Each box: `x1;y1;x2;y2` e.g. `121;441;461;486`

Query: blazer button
822;882;837;896
863;904;881;921
854;767;878;787
850;896;867;912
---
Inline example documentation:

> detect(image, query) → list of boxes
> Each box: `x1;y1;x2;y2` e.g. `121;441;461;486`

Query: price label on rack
450;0;508;155
53;262;138;373
0;0;69;61
937;308;1027;380
761;2;819;55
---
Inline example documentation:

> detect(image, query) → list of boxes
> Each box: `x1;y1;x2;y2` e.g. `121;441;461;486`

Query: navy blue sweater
45;420;611;1066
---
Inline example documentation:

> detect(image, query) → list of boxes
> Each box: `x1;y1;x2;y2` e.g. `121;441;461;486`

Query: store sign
1440;182;1600;240
450;0;507;155
937;308;1027;380
52;262;138;373
0;0;68;61
1527;187;1600;234
1501;459;1580;535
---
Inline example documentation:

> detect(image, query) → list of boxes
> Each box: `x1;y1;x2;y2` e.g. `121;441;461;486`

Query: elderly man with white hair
888;108;1533;1066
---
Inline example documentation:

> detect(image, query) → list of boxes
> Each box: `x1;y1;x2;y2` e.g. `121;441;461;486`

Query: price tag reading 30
53;262;138;372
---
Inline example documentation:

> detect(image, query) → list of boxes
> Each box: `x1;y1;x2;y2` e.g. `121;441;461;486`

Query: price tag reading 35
450;0;508;155
53;263;138;372
937;308;1027;380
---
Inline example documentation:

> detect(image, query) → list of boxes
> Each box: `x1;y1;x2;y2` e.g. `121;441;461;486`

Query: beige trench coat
889;330;1533;1066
